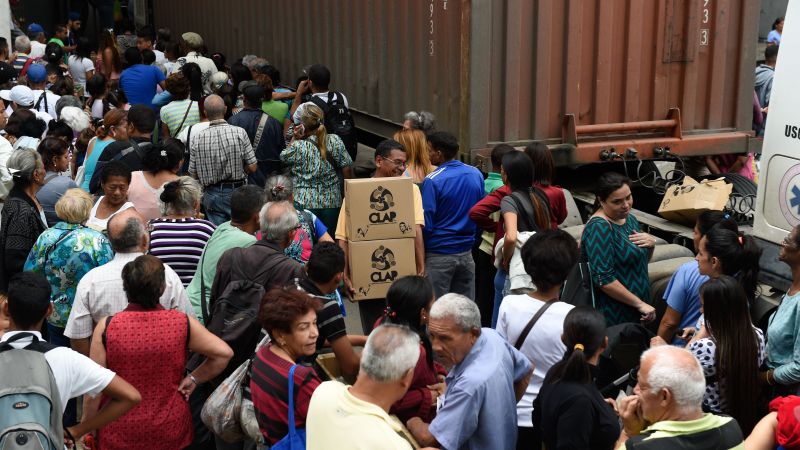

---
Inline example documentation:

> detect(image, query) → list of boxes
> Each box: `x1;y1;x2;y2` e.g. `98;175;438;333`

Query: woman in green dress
580;172;657;326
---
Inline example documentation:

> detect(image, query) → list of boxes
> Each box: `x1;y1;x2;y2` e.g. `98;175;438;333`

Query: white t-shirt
68;55;95;87
30;41;46;59
1;331;116;412
0;134;13;181
31;89;60;120
153;49;167;65
176;121;211;146
496;294;574;426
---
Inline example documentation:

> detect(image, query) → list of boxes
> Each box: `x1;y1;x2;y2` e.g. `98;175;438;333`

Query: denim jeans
491;268;511;328
426;251;476;300
202;185;235;226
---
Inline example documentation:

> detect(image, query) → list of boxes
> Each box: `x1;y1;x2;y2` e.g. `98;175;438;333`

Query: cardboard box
345;177;416;241
348;238;416;300
658;176;733;226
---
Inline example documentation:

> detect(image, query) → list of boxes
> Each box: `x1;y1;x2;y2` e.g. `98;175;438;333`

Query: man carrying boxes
336;139;425;333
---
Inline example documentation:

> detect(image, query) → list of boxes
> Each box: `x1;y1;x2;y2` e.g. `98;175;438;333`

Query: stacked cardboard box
344;177;417;300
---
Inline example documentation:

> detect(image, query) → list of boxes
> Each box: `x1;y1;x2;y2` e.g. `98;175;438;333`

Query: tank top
86;197;135;232
81;138;115;191
98;307;192;449
127;171;163;222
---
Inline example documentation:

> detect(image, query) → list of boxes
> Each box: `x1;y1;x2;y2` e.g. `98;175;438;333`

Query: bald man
616;346;745;449
188;94;258;225
64;208;194;355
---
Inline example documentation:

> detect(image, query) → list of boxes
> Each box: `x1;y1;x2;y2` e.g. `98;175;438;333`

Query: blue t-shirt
421;160;484;254
768;29;782;45
663;260;708;345
119;64;166;107
429;328;531;450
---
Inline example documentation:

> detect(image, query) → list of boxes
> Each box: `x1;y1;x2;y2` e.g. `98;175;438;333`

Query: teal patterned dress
24;222;114;328
580;215;650;326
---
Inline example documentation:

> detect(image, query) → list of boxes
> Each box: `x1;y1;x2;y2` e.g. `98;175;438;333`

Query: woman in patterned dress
280;102;353;236
580;172;657;326
87;255;232;450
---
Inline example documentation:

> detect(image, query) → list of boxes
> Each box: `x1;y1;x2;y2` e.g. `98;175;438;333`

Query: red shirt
250;344;321;444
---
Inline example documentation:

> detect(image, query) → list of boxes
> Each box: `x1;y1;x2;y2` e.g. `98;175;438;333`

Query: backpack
198;244;284;384
310;92;357;160
88;140;152;195
0;333;63;450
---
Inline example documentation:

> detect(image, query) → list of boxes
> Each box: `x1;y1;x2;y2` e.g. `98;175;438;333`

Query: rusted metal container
153;0;760;164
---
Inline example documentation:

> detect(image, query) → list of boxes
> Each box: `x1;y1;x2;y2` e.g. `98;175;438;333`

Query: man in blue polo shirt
421;131;484;299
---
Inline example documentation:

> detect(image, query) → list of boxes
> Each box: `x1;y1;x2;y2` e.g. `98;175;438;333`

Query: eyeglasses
381;157;407;168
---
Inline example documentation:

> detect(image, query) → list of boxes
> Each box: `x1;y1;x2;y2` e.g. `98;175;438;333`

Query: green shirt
186;221;256;322
484;172;504;195
621;414;744;450
261;99;289;124
48;38;64;47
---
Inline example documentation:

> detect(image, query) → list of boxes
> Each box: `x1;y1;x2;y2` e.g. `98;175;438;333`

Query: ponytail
544;306;606;385
315;124;328;161
704;225;762;303
528;189;552;230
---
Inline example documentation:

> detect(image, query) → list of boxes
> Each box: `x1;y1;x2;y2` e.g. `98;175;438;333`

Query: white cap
0;90;11;102
10;85;34;107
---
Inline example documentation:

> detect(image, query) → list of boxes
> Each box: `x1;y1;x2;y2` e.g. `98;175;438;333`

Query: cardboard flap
658;176;733;225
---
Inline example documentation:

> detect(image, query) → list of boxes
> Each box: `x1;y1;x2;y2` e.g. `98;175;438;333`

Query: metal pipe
575;120;679;135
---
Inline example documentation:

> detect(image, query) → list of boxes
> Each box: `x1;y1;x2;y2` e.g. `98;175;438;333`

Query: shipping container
153;0;760;165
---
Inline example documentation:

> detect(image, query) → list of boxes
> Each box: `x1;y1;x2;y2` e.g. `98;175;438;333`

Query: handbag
201;337;268;444
271;364;307;450
561;253;595;308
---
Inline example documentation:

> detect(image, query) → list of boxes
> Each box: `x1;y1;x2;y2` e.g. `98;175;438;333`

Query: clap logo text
370;246;398;283
368;186;397;224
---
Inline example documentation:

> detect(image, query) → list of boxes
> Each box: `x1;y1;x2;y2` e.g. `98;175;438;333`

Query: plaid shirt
188;120;257;187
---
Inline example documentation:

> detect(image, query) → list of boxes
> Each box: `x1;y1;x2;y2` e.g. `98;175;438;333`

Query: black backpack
88;140;152;195
196;245;283;384
310;92;358;160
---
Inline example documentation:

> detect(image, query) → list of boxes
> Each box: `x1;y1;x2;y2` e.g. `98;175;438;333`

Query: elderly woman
88;255;232;449
160;73;200;138
580;172;656;326
35;137;79;226
24;189;114;345
262;174;333;264
127;139;183;221
251;287;323;446
0;149;48;290
764;224;800;395
87;161;136;232
280;102;353;235
148;176;215;286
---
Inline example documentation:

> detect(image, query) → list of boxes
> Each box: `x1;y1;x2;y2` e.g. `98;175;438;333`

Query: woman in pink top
96;29;122;81
127;139;183;221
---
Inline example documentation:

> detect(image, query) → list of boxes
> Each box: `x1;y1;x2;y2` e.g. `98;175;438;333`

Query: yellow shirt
335;182;425;240
306;381;414;450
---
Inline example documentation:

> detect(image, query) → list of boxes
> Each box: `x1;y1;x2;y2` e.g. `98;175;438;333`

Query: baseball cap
181;32;203;48
27;23;45;35
0;62;16;85
68;11;80;21
10;85;34;107
26;64;47;84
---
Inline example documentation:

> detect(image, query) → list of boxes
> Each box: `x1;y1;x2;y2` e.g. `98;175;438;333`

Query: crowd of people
0;12;799;450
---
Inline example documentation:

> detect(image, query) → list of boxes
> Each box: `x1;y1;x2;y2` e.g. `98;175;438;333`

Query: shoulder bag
271;364;307;450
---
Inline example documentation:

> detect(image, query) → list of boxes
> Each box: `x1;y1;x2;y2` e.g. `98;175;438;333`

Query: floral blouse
24;222;114;327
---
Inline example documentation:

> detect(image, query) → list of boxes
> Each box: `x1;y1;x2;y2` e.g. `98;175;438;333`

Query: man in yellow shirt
336;139;425;332
306;324;421;450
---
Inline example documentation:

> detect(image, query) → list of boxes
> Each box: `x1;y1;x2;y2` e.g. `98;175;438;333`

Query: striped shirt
13;53;29;74
148;218;216;286
161;99;200;137
279;134;352;209
188;120;257;187
250;344;321;445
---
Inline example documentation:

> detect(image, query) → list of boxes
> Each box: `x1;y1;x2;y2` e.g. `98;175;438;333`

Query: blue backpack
0;332;63;450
